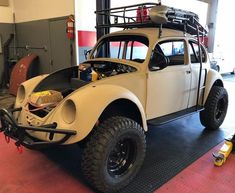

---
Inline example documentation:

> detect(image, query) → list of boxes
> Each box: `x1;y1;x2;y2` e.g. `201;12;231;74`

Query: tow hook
16;144;23;154
3;134;23;154
5;135;10;143
15;141;23;154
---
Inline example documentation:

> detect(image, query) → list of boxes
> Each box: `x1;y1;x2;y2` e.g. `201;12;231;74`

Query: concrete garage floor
0;74;234;193
0;90;16;109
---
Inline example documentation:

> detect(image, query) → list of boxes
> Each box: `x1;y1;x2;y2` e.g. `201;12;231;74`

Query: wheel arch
99;98;144;129
46;84;147;144
203;69;224;105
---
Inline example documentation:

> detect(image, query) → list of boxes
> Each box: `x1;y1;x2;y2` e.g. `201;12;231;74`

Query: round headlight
18;85;26;103
62;99;76;124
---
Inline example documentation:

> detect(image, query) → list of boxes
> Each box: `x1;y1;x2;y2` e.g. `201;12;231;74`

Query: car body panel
13;27;223;144
18;83;147;144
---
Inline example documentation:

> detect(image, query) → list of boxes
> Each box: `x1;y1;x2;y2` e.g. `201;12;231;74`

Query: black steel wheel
108;138;137;178
200;86;228;130
81;116;146;193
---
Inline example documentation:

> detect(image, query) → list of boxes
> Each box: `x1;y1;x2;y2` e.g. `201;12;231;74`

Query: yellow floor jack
213;134;235;166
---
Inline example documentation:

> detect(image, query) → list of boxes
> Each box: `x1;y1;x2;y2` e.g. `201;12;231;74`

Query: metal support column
96;0;110;40
206;0;219;53
96;0;110;57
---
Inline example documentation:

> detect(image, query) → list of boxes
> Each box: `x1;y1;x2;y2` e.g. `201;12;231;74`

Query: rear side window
189;41;206;63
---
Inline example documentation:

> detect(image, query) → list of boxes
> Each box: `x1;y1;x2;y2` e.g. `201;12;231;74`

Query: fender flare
203;69;224;105
48;84;147;144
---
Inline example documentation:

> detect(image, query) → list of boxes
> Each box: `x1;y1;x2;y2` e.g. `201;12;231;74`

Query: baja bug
0;3;228;193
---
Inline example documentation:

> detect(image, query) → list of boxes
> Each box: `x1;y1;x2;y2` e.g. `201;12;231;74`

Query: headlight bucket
17;85;26;103
62;99;76;124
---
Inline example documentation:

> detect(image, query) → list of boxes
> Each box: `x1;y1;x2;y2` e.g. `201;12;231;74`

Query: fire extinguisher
136;6;149;23
66;15;75;40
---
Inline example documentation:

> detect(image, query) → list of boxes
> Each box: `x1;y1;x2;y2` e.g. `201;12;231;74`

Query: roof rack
95;3;208;36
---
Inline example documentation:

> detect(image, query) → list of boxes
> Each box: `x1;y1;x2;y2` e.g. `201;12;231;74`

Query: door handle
186;70;191;74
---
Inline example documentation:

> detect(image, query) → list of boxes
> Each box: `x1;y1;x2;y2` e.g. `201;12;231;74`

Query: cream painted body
17;71;147;144
147;65;191;119
14;28;224;145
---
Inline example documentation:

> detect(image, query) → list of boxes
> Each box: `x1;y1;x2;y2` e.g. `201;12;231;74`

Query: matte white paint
0;0;13;23
147;65;191;119
14;27;221;144
13;0;75;23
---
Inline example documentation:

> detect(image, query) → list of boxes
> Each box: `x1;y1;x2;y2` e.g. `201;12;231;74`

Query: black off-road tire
81;116;146;193
200;86;228;130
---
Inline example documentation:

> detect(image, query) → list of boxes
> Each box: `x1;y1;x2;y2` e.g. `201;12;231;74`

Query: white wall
13;0;75;23
213;0;235;72
0;0;13;23
75;0;96;31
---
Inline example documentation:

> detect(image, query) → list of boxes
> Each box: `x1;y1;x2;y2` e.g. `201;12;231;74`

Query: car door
146;39;191;120
187;40;207;108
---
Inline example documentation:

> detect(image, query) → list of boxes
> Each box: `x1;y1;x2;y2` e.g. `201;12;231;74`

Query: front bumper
0;108;77;149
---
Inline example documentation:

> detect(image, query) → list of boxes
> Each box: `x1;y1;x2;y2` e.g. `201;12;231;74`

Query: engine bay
79;61;137;82
27;61;137;118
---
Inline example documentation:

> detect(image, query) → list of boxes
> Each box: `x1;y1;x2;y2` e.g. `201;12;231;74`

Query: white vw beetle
0;3;228;193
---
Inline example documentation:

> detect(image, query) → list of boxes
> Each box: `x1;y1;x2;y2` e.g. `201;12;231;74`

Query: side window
126;41;148;62
189;41;206;63
159;40;185;65
110;41;125;59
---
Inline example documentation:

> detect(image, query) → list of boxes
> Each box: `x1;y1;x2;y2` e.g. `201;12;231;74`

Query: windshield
91;35;149;63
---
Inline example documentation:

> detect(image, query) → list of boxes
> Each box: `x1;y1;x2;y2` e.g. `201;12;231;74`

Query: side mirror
149;50;169;71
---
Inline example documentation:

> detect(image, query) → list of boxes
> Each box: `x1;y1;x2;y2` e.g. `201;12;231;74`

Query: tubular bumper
0;108;77;149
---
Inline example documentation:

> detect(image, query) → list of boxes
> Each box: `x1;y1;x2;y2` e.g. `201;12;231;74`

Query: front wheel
200;86;228;130
81;116;146;193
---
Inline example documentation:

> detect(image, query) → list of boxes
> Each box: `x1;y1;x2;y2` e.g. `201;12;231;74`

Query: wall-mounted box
0;0;9;6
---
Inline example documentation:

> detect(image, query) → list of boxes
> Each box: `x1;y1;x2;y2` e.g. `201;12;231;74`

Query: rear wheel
200;86;228;130
81;116;146;193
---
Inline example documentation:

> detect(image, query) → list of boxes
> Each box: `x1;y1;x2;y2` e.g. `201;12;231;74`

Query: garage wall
74;0;96;63
0;0;13;23
13;0;74;23
0;0;13;83
12;0;75;75
0;23;13;84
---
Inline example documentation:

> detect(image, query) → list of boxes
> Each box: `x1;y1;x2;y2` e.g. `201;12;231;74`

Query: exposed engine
27;61;137;118
28;90;63;118
79;61;137;82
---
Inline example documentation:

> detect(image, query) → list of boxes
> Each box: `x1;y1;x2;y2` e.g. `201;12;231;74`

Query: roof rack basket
95;3;208;36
